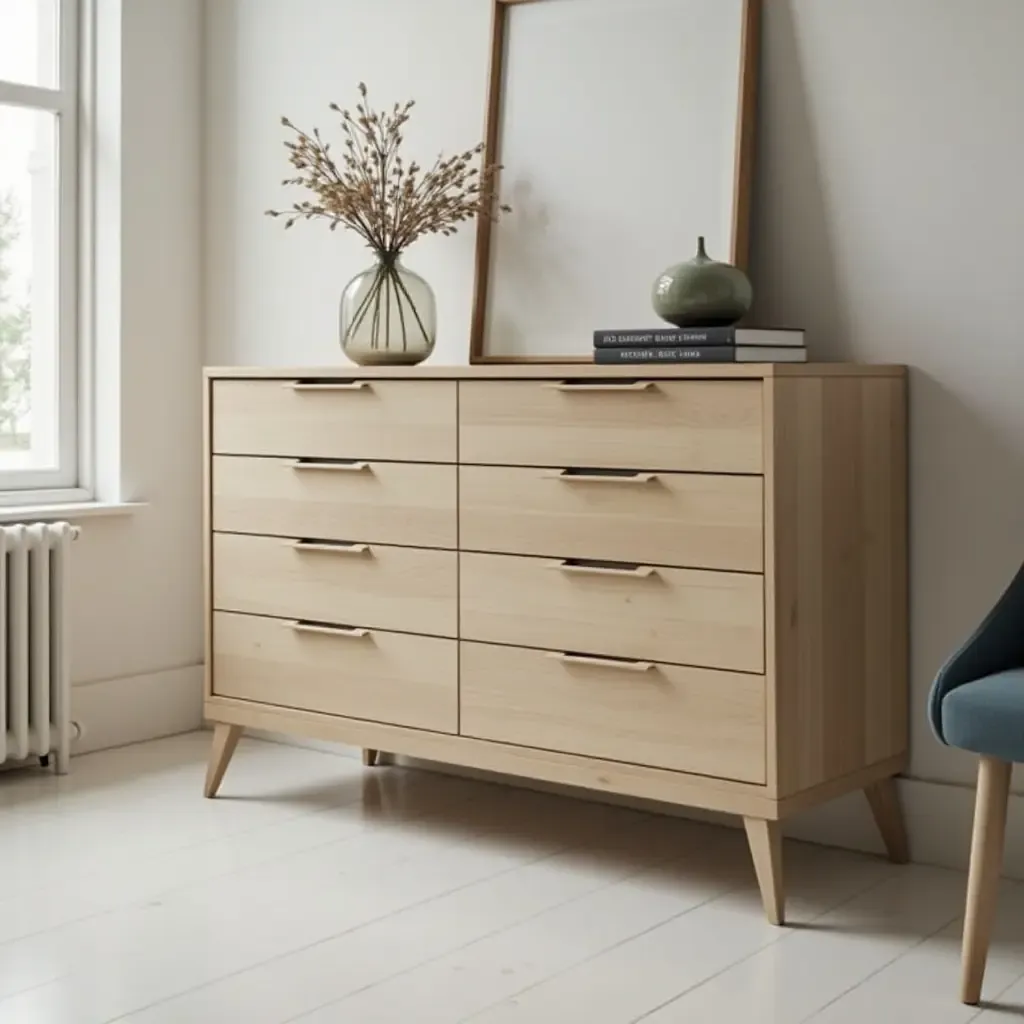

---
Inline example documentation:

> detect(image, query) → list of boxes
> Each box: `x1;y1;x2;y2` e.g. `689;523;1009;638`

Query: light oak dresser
203;362;909;923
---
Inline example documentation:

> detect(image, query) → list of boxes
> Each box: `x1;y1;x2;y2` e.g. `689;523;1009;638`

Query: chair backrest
929;559;1024;744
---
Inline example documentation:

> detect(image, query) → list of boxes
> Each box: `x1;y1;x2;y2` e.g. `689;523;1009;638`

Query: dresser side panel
769;375;909;798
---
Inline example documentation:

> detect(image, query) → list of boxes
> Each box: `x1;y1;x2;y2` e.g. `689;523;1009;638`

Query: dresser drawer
460;466;763;571
212;379;456;462
213;456;457;549
213;533;457;638
461;552;763;673
213;611;457;733
459;379;763;473
461;641;765;782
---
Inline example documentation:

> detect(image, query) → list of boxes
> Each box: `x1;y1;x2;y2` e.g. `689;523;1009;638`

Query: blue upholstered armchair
929;561;1024;1005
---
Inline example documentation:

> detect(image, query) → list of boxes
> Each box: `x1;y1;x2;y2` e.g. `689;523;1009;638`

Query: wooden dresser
203;363;909;923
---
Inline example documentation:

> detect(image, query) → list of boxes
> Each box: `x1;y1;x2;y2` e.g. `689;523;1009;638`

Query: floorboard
0;734;1018;1023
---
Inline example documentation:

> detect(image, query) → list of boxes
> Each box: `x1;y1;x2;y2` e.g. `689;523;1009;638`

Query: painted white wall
204;0;491;369
749;0;1024;791
68;0;204;748
202;0;1024;859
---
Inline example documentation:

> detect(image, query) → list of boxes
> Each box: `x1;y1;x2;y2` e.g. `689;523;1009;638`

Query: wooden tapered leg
865;776;910;864
961;757;1012;1005
744;817;785;925
362;748;380;767
204;723;243;798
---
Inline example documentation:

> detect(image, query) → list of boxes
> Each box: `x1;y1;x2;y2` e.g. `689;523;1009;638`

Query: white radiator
0;523;77;774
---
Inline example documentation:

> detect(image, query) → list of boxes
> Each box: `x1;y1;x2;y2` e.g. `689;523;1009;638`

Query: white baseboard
70;664;204;755
246;731;1024;880
786;775;1024;879
60;670;1022;879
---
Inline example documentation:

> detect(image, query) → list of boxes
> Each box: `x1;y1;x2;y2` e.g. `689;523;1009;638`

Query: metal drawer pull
290;540;370;555
286;381;370;392
290;460;370;473
549;560;655;579
544;469;656;485
548;652;654;673
542;381;654;393
289;620;369;639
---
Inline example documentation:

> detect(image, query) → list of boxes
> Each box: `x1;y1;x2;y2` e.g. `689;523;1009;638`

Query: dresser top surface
205;363;907;381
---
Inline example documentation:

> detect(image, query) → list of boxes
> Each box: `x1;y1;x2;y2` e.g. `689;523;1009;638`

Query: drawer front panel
212;379;456;462
213;611;457;733
213;532;457;638
459;379;763;473
460;466;763;571
461;552;764;673
461;641;766;783
213;456;457;549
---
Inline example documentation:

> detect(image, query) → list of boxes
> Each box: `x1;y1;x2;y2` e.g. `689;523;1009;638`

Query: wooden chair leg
961;756;1012;1005
744;817;785;925
362;748;380;767
865;777;910;863
204;723;243;798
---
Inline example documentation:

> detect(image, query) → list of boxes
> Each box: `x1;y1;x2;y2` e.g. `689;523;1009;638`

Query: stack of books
592;326;807;364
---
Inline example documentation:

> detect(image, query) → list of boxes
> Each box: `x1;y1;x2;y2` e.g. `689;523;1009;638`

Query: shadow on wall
204;0;241;366
748;0;850;353
907;371;1024;787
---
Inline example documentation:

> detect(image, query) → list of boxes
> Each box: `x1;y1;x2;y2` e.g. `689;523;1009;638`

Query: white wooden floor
0;734;1022;1023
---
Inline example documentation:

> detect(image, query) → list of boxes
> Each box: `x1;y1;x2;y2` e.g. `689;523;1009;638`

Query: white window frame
0;0;82;503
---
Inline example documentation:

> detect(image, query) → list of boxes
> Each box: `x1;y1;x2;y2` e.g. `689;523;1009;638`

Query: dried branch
266;83;511;257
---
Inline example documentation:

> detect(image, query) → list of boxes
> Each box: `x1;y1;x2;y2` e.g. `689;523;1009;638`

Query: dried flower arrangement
266;83;510;363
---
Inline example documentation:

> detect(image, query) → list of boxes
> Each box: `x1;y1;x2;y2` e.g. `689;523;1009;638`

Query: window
0;0;79;498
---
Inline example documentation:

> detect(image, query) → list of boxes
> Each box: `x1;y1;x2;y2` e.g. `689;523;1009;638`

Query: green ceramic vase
651;236;753;328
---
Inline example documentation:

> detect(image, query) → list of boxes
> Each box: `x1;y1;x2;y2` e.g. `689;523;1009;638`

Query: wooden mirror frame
468;0;761;365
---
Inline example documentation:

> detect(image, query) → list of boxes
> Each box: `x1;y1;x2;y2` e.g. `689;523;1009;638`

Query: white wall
204;0;490;369
750;0;1024;792
202;0;1024;864
68;0;204;749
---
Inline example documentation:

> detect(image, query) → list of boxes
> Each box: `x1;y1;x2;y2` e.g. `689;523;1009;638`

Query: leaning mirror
470;0;760;363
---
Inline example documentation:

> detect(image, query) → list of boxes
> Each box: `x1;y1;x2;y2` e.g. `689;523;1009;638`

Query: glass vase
339;255;437;366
